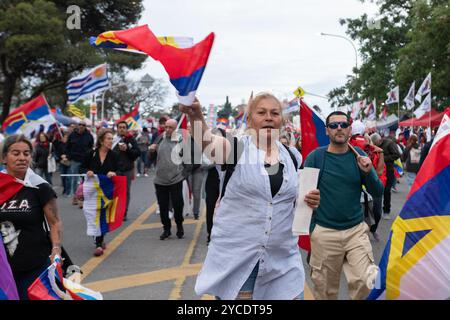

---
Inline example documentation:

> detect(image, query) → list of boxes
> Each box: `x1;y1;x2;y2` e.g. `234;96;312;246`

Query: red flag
298;100;330;252
300;99;329;160
94;25;215;106
0;173;24;205
115;103;140;130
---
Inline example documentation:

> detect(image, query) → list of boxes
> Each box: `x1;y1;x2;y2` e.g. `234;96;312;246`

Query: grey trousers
188;168;205;216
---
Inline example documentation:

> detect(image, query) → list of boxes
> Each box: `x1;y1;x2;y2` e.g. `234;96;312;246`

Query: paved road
54;171;408;300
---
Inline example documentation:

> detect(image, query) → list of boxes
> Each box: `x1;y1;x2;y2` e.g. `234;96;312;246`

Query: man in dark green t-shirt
304;111;384;300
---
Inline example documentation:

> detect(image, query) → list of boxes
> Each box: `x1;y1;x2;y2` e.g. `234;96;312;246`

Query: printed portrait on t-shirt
0;221;21;257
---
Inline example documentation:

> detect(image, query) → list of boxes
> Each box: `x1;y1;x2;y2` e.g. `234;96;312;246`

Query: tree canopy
0;0;151;123
328;0;449;115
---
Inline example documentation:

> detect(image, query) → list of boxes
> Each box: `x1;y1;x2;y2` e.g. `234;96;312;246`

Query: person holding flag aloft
149;119;186;240
181;93;320;300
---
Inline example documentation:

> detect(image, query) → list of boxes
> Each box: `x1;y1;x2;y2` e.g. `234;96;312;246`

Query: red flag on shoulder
0;173;24;205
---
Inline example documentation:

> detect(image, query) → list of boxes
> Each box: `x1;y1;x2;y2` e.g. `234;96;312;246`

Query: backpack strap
313;146;328;186
352;146;367;186
220;140;299;200
282;144;298;170
220;137;239;200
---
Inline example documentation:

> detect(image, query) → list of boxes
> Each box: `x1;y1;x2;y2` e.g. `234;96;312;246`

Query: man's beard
330;134;349;145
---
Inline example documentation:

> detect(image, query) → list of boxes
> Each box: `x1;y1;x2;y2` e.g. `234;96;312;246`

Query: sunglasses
327;121;350;129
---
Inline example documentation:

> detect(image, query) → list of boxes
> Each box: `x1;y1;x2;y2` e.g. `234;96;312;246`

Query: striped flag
115;104;141;131
91;25;214;106
368;109;450;300
66;64;109;104
82;175;127;237
67;105;86;119
28;257;102;300
298;98;330;251
90;35;194;53
1;95;57;138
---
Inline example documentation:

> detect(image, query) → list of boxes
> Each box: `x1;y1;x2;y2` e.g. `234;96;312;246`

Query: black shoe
176;225;184;239
194;214;199;220
160;230;171;240
123;215;128;222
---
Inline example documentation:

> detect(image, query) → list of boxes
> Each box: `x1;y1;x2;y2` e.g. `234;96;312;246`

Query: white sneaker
144;173;149;177
156;208;160;215
383;213;392;220
365;264;380;289
136;173;141;177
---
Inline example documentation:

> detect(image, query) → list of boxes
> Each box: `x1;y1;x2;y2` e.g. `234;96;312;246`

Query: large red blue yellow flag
115;103;141;131
82;175;127;237
91;25;214;106
28;257;102;300
368;108;450;300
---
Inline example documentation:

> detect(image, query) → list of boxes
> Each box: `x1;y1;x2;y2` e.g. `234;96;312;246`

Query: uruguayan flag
66;64;109;103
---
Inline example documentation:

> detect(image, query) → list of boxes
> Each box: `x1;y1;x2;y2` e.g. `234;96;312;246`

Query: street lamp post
321;33;359;111
100;74;154;121
100;83;129;121
320;32;358;72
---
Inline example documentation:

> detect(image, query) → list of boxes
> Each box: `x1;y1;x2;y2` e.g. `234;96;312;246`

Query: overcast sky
129;0;378;116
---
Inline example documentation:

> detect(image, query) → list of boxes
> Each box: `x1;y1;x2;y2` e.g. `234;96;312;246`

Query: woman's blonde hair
246;92;283;129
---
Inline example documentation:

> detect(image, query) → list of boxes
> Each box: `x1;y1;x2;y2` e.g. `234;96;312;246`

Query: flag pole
42;93;63;138
412;85;415;128
91;94;96;134
176;113;186;131
428;91;432;139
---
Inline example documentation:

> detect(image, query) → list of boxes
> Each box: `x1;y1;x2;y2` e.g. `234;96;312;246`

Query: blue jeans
60;163;71;195
34;168;53;185
137;151;149;174
370;197;383;233
217;262;305;300
406;172;416;187
68;161;82;196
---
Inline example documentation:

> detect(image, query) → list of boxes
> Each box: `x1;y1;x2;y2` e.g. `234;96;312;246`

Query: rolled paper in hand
292;167;320;236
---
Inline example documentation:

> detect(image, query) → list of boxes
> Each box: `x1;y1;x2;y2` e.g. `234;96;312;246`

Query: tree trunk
1;74;17;124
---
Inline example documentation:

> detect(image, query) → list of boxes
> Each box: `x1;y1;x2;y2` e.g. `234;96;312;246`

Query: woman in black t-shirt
0;135;63;300
80;128;119;257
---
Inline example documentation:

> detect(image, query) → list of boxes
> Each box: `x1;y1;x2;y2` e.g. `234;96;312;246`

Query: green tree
328;0;449;115
101;73;168;119
217;96;232;119
0;0;146;123
396;0;450;109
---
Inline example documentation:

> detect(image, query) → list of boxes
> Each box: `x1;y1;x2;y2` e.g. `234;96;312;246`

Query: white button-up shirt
195;136;305;300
